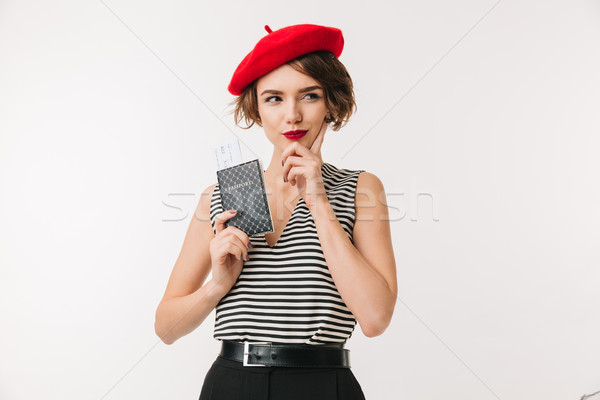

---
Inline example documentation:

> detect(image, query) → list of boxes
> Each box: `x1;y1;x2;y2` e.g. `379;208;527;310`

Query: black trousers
199;354;367;400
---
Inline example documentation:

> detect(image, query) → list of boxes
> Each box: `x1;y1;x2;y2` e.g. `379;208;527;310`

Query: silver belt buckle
243;341;270;367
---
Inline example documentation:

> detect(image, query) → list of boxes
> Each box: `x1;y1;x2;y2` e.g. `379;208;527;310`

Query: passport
216;159;274;237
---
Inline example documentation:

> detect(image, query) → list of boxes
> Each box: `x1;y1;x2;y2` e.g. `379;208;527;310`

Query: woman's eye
264;93;320;103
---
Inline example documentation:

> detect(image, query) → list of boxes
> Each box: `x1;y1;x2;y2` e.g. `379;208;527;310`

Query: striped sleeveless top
209;162;365;345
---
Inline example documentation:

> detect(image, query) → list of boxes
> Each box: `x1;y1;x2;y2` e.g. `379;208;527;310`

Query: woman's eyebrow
259;85;323;96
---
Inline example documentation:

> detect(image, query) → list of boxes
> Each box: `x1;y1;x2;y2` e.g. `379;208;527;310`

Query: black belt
218;340;351;368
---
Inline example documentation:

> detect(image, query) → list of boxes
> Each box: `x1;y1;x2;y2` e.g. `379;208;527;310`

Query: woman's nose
284;101;302;124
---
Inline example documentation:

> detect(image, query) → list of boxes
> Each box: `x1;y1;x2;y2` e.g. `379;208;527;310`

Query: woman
154;24;397;400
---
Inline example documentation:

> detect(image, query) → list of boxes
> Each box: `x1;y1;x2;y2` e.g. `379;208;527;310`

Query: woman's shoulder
355;170;384;193
201;182;219;198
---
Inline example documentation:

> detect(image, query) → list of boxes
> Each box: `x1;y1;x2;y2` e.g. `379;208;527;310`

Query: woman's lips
283;130;308;140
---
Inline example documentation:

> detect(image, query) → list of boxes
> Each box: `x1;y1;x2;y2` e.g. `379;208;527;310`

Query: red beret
228;24;344;96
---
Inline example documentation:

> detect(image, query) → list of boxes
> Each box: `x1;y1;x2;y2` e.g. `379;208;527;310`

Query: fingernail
244;253;250;261
230;209;237;214
247;242;253;249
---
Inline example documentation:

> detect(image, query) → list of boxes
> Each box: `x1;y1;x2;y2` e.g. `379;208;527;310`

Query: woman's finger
222;225;252;249
214;209;237;235
286;166;311;187
284;157;323;184
281;142;312;165
218;239;247;262
282;155;306;182
309;118;327;155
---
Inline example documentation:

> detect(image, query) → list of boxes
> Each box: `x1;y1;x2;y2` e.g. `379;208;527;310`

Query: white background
1;1;599;399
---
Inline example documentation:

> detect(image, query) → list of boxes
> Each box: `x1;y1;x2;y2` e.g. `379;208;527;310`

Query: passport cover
216;159;274;237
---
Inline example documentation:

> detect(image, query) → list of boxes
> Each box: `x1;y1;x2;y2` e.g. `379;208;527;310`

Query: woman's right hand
210;209;251;293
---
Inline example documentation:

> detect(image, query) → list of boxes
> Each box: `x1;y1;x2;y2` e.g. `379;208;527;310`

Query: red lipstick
283;129;308;140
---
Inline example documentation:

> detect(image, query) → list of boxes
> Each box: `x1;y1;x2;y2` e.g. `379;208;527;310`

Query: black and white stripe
209;162;365;345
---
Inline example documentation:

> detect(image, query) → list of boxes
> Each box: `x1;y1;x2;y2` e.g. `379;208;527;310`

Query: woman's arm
310;172;397;337
154;183;229;345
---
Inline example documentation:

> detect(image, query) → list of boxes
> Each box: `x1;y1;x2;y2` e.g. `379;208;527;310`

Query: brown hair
227;50;356;132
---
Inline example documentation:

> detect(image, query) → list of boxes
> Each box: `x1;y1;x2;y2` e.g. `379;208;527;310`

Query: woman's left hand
281;120;328;211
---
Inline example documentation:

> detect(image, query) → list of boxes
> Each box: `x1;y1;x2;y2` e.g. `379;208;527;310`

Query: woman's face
256;63;329;152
